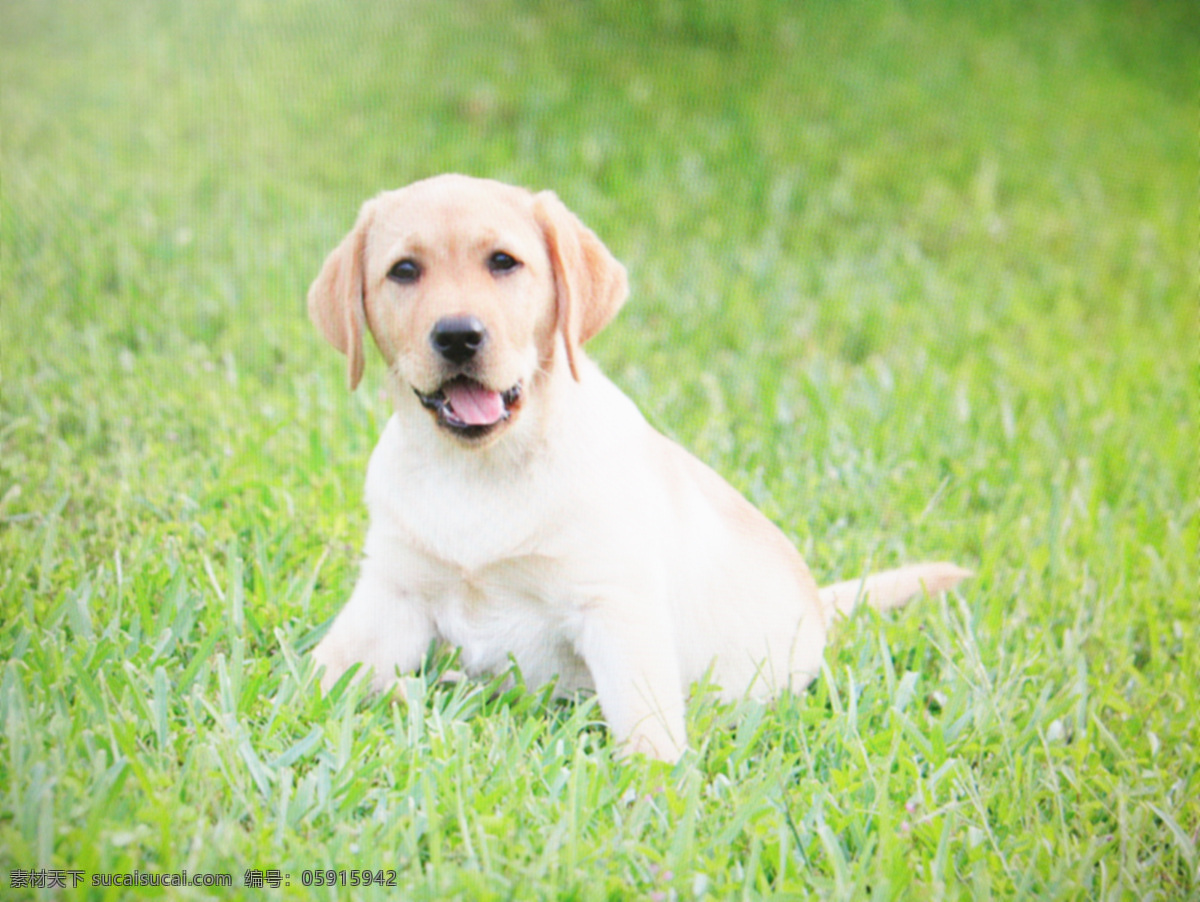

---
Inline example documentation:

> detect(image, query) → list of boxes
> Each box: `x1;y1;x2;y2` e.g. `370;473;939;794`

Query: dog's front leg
576;604;687;762
312;561;435;694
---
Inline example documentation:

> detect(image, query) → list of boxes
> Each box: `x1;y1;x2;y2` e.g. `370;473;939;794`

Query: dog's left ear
534;191;628;381
308;200;376;391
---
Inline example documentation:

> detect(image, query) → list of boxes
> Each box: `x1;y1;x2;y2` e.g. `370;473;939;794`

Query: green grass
1;0;1195;898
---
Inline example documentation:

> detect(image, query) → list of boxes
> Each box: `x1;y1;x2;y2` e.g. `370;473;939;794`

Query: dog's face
308;175;629;447
361;178;554;444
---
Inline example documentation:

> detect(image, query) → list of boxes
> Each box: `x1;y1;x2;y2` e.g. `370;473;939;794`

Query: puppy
308;174;970;761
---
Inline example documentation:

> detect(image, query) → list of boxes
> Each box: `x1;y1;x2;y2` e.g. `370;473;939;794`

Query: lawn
1;0;1196;898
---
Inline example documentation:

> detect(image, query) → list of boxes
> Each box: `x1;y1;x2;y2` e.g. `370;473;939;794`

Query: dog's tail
819;562;972;621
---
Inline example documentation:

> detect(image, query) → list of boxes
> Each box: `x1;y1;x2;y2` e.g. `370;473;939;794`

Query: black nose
430;315;487;365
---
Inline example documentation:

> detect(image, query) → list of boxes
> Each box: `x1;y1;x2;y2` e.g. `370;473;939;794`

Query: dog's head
308;174;628;447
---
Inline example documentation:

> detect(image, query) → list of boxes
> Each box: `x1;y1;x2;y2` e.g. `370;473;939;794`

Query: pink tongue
444;381;505;426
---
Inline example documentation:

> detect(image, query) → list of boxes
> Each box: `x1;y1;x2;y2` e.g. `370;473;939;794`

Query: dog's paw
619;720;688;764
311;636;365;694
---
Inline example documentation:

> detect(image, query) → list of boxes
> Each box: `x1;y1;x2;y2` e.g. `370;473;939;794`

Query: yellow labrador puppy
308;174;969;761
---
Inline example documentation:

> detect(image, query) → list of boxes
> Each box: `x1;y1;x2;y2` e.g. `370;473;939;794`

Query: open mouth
415;376;523;439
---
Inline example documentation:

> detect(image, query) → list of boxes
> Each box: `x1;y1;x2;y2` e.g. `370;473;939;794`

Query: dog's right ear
307;201;375;391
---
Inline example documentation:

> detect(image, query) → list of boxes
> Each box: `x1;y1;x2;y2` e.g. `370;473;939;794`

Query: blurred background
1;0;1193;565
5;0;1191;360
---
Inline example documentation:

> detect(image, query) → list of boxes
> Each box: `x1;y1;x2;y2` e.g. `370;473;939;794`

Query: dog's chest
368;417;566;568
361;411;624;693
423;555;592;691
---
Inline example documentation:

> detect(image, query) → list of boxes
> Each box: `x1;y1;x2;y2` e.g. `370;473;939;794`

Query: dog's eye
388;259;421;284
487;251;521;274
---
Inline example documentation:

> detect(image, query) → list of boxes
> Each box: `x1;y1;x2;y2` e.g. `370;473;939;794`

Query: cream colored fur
308;174;971;761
